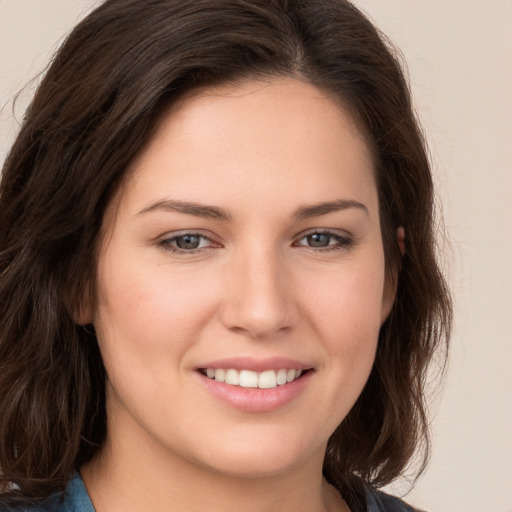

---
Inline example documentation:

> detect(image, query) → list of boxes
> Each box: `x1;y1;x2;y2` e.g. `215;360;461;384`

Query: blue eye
174;234;202;250
306;233;332;248
296;231;352;250
159;233;214;252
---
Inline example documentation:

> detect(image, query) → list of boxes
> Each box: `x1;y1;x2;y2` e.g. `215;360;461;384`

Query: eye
294;231;352;251
159;233;217;253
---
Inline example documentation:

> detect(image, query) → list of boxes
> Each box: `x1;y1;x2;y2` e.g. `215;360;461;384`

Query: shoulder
0;474;95;512
365;486;425;512
0;498;61;512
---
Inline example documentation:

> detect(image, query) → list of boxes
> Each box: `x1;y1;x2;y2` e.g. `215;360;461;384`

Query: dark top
1;473;422;511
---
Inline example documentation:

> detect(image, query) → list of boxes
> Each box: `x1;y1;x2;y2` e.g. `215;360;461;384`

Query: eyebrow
137;199;232;220
137;198;368;221
293;199;369;219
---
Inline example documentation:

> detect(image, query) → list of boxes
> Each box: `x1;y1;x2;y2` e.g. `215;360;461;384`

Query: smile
202;368;304;389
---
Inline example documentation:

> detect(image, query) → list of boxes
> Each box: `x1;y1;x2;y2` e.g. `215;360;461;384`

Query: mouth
197;360;313;412
199;367;309;389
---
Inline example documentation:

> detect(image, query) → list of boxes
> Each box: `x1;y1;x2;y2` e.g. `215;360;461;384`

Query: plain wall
1;1;511;511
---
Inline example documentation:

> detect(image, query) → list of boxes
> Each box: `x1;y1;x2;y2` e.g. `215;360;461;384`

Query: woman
0;1;451;511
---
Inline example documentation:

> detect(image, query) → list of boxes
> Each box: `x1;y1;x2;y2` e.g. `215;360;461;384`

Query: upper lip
197;357;312;373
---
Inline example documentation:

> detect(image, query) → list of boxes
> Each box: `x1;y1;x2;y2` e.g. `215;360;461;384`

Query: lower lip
198;371;312;413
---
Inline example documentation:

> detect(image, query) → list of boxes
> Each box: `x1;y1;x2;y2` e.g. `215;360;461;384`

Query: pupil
308;233;330;247
177;235;200;249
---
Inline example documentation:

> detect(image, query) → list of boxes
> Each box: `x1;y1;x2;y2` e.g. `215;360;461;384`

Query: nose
219;247;299;339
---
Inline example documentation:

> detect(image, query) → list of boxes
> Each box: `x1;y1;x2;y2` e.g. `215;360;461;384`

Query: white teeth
258;370;277;389
205;368;305;388
276;368;287;385
239;370;258;388
214;369;226;382
224;369;239;385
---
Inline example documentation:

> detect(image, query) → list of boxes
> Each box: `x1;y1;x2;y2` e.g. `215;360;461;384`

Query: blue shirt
2;473;420;511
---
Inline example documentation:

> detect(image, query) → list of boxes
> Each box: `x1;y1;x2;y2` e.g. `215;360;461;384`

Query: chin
203;452;307;479
187;431;324;479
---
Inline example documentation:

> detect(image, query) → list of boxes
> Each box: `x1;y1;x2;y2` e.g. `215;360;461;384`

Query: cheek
293;263;384;436
92;248;221;373
304;259;386;332
299;259;385;378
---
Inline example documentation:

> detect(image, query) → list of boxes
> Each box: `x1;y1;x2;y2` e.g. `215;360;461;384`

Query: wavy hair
0;0;451;508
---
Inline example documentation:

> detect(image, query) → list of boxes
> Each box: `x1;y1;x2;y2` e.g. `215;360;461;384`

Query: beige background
1;1;511;511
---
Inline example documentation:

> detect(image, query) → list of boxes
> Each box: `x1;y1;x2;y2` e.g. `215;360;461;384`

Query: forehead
117;78;377;219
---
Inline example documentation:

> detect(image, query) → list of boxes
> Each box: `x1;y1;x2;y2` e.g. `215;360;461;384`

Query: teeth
258;370;276;389
225;369;239;386
239;370;258;388
286;369;296;382
205;368;305;388
276;368;287;385
214;369;225;382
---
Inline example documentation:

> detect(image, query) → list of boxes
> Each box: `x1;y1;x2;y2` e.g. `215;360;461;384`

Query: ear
73;298;93;326
396;226;406;256
380;227;406;323
64;277;94;326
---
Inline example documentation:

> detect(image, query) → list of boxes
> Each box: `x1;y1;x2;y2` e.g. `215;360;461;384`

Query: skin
81;78;395;512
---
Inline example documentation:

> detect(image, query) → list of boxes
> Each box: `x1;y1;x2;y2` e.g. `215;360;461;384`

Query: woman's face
89;78;393;479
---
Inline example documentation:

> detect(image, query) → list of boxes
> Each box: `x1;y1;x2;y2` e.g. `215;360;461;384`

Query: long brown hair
0;0;451;507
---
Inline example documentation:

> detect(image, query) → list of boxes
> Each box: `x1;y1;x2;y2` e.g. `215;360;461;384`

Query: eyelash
158;230;353;254
158;232;216;254
293;230;353;252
